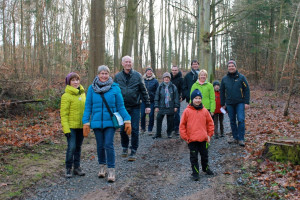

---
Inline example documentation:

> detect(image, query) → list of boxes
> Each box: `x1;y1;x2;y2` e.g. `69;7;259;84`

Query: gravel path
28;102;247;200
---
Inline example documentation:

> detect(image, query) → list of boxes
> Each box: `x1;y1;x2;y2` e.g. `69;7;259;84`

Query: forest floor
0;89;299;200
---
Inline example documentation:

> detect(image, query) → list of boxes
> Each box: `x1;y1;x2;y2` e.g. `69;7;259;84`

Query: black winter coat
182;71;198;102
171;71;183;99
114;69;150;108
154;83;180;115
142;74;159;103
220;70;250;106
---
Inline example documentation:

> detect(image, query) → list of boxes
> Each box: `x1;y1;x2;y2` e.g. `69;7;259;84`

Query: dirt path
29;102;252;200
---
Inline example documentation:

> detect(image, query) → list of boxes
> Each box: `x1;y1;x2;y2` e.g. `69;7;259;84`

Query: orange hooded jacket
180;104;214;143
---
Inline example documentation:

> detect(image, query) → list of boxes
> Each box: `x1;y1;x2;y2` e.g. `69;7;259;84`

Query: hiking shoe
205;168;214;175
128;151;136;161
174;130;179;136
65;168;72;178
191;174;199;181
215;135;219;139
152;135;162;139
73;167;85;176
140;129;145;134
148;131;153;136
107;168;115;182
167;134;172;138
238;140;245;147
98;164;106;178
228;138;238;144
121;148;128;157
220;134;224;137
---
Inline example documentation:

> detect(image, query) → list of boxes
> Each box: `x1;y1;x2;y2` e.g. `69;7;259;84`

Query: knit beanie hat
191;89;202;101
213;80;220;86
163;72;171;79
145;67;153;73
65;72;79;85
227;60;237;67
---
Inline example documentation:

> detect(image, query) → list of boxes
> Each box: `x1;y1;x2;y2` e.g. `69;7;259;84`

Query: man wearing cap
170;65;183;135
153;72;180;139
141;67;159;135
220;60;250;147
182;60;200;102
114;55;151;161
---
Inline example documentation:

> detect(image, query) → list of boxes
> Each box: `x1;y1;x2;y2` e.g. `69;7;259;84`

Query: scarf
143;73;156;80
191;102;203;110
191;69;200;81
163;82;170;107
92;76;113;94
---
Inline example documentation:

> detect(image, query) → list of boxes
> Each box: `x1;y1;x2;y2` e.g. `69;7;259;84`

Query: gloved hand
124;122;132;135
65;133;71;139
83;124;90;137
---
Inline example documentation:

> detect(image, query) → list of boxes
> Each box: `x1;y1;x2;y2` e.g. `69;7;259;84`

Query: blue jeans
94;128;116;168
120;108;140;152
226;103;245;141
141;102;155;132
174;107;181;132
66;129;84;169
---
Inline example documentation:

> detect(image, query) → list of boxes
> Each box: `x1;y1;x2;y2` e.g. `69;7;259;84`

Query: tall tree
89;0;105;83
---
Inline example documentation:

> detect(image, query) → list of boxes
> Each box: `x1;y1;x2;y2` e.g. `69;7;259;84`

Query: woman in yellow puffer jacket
60;72;86;178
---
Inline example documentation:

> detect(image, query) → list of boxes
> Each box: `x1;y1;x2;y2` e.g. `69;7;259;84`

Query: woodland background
0;0;299;199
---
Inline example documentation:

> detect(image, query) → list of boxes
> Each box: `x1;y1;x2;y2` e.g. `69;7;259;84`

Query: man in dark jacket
182;60;200;102
114;55;151;161
171;65;183;135
141;67;159;135
220;60;250;147
153;72;180;139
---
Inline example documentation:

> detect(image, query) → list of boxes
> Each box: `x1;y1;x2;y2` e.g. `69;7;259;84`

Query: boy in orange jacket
180;89;215;181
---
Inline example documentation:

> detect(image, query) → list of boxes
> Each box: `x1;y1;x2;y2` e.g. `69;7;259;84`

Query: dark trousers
188;141;209;175
213;113;224;136
66;129;84;169
156;112;174;136
174;107;181;132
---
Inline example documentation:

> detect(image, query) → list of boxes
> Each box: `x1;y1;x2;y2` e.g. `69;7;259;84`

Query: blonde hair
198;69;208;78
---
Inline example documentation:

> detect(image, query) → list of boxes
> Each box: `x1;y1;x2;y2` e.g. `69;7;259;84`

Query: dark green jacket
220;71;250;106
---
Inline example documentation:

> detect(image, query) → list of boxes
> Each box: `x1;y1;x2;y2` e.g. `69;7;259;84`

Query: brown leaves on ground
0;109;62;150
244;90;300;199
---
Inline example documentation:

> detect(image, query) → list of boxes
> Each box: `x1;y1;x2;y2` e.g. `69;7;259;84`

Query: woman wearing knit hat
141;67;159;135
179;89;215;181
153;72;180;139
60;72;86;178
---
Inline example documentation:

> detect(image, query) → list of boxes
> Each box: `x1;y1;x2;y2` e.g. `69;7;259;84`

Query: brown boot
107;168;115;182
98;164;106;178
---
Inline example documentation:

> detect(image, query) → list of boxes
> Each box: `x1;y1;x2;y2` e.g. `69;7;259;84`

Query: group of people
60;55;250;182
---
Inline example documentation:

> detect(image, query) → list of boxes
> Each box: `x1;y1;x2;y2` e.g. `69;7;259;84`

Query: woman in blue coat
82;65;131;182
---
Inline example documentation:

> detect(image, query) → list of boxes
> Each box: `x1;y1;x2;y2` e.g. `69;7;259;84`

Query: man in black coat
171;65;183;135
114;55;151;161
182;60;200;102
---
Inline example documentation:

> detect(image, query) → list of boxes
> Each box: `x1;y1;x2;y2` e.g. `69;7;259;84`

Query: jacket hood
65;84;85;95
143;73;156;80
171;71;182;79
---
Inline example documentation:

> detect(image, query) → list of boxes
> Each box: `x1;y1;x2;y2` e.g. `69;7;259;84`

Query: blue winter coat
82;83;131;129
142;74;159;102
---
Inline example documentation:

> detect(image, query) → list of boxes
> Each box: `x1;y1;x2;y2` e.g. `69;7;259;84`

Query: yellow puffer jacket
60;85;86;134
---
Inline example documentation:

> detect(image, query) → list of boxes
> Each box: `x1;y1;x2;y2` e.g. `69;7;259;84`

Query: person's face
193;96;202;106
122;58;133;72
70;78;80;88
228;64;237;73
163;77;170;83
171;67;179;76
146;70;153;77
191;62;199;70
214;85;220;91
98;71;110;82
199;72;207;82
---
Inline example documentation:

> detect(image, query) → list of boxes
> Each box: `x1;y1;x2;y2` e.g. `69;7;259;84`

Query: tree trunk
89;0;105;83
113;0;120;72
149;0;156;72
211;0;216;79
2;0;7;64
72;0;80;70
121;0;138;60
167;0;172;70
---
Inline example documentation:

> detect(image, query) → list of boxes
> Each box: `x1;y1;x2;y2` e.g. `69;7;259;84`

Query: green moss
267;144;300;165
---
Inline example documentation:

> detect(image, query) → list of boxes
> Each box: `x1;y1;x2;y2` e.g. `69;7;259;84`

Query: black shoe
128;151;136;161
205;168;214;175
66;168;72;178
191;174;199;181
152;135;161;139
215;135;219;139
167;134;172;138
174;130;179;136
121;148;128;157
73;167;85;176
220;134;224;137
